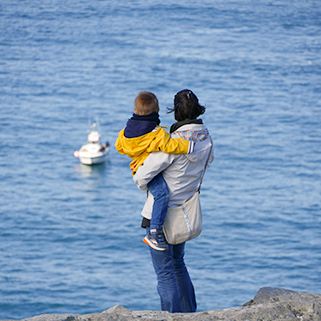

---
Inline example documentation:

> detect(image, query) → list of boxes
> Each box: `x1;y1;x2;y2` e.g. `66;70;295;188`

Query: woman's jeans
147;173;169;230
147;227;197;313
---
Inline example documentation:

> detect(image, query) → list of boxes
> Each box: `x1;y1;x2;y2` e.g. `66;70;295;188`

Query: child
115;91;194;251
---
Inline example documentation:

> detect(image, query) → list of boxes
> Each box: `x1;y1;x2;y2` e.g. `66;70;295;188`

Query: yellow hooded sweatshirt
115;126;193;174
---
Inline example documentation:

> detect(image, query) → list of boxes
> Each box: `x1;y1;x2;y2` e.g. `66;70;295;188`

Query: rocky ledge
11;287;321;321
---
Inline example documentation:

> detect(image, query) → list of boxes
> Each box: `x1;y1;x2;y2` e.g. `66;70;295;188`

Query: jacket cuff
188;141;195;154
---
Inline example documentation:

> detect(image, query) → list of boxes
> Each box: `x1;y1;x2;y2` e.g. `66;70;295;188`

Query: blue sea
1;0;320;319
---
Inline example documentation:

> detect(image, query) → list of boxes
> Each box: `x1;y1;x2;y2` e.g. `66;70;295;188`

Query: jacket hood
172;123;212;163
124;112;160;138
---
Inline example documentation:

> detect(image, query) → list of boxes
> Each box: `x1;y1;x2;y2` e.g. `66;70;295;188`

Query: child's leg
147;173;169;230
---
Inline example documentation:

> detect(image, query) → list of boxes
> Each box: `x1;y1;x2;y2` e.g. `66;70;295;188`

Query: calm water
1;0;321;319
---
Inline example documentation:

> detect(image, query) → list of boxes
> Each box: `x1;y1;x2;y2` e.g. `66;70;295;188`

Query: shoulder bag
163;142;213;245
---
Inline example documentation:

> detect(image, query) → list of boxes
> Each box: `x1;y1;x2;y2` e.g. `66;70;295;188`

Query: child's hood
124;112;160;138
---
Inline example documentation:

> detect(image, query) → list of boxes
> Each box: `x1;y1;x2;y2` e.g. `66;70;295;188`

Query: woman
133;89;214;313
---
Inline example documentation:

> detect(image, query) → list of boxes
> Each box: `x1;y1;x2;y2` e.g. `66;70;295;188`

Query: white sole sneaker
143;236;168;251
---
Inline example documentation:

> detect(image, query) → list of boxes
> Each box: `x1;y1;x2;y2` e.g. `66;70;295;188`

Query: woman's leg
148;229;182;313
173;243;197;313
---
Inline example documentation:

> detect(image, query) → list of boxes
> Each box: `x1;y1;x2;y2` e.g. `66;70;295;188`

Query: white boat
74;122;109;165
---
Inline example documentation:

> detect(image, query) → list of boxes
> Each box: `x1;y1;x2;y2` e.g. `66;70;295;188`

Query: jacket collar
170;119;203;133
131;111;160;124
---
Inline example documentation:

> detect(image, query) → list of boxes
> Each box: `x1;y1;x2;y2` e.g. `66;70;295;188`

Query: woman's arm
133;151;175;191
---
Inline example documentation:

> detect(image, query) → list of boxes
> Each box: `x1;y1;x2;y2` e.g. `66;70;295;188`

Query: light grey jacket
133;123;214;220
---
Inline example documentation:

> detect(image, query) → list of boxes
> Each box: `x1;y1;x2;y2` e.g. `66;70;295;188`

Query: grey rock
6;287;321;321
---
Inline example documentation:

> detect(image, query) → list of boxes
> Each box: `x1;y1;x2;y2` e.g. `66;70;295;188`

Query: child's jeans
147;173;170;230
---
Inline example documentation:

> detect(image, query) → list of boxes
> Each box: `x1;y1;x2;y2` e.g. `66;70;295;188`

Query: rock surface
6;287;321;321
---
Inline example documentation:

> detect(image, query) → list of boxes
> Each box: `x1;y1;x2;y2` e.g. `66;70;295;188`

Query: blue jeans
147;173;169;230
147;227;197;313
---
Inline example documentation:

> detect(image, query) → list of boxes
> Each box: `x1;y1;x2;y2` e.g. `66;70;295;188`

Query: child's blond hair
134;91;159;115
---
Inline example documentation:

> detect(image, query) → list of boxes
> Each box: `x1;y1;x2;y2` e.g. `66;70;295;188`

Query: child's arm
149;128;194;155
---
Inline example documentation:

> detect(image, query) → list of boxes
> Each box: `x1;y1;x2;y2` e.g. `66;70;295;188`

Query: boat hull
79;153;108;165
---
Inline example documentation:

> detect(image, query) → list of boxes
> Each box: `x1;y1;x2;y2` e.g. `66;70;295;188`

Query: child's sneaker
143;229;169;251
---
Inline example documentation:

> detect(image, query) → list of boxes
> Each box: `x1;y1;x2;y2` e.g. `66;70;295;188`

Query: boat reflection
75;162;107;179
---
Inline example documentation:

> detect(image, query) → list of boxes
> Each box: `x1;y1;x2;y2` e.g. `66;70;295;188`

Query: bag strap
196;138;213;193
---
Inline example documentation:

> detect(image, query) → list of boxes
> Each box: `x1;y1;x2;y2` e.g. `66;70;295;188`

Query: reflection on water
75;162;108;180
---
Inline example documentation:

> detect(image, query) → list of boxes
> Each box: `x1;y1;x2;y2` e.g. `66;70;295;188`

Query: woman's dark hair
167;89;205;121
